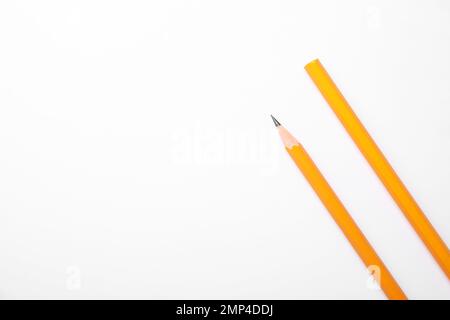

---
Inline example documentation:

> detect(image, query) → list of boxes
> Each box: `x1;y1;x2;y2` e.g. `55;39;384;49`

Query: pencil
272;115;407;300
305;59;450;279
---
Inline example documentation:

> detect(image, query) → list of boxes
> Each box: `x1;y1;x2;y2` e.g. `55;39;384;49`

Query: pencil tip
270;115;281;127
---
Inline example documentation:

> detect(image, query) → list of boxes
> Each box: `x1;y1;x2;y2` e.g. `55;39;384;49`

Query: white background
0;0;449;299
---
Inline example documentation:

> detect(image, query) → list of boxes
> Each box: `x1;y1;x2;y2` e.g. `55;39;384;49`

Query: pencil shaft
305;59;450;279
287;144;407;300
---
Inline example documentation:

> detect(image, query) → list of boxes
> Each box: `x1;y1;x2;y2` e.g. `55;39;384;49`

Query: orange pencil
272;115;407;300
305;59;450;279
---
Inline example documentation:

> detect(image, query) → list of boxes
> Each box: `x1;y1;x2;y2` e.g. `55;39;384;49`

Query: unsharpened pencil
305;59;450;279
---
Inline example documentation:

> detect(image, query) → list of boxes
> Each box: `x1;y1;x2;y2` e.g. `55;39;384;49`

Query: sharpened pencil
272;116;407;300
